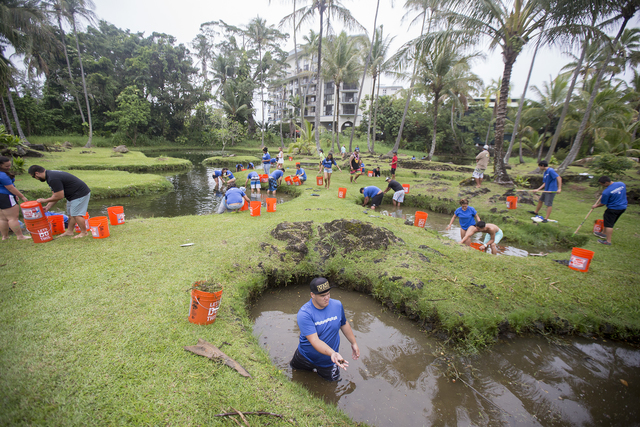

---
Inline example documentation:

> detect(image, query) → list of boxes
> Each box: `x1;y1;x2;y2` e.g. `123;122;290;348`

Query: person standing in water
262;147;271;175
446;198;481;246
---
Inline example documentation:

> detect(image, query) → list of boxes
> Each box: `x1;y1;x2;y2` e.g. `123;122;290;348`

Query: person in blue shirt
221;168;236;185
0;156;30;241
592;176;627;245
235;164;243;172
295;164;307;184
244;171;262;195
533;160;562;223
319;152;341;190
211;170;224;192
360;186;383;209
268;169;284;196
217;184;251;214
289;277;360;381
248;162;255;169
446;198;481;245
262;147;271;175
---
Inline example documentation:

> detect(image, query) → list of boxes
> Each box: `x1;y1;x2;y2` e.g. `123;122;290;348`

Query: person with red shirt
389;151;398;180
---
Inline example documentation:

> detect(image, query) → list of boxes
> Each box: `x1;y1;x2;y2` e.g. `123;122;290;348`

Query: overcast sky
90;0;625;99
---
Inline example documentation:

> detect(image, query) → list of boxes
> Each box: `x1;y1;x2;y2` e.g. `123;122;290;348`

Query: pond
251;286;640;426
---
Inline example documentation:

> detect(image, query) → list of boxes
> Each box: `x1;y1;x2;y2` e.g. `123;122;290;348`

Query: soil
192;281;223;293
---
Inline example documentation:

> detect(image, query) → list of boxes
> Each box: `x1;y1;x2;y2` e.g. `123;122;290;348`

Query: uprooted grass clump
192;281;223;293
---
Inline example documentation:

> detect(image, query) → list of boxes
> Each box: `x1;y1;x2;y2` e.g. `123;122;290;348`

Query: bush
588;154;634;179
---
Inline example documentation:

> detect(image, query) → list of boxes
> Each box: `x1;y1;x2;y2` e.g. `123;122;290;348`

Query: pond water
251;286;640;427
85;151;294;218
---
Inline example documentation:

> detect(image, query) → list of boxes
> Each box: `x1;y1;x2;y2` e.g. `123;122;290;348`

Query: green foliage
288;120;316;155
513;175;530;188
11;157;25;174
588;154;634;178
105;86;151;146
0;126;21;148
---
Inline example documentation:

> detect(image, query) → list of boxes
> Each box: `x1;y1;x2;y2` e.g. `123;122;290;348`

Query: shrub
588;154;634;179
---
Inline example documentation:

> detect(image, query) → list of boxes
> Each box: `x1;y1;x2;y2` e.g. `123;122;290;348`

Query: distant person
0;156;30;241
262;147;271;175
318;148;326;163
389;151;398;180
221;168;236;185
277;148;285;170
211;170;224;192
235;164;243;172
244;171;262;195
268;169;284;196
411;156;416;160
473;145;490;188
340;145;346;159
319;153;341;190
248;162;255;170
383;177;405;208
532;160;562;223
217;184;251;214
459;221;502;255
349;148;362;183
374;167;381;177
446;198;481;246
28;165;91;238
592;176;627;246
295;164;307;184
289;277;360;381
360;186;383;210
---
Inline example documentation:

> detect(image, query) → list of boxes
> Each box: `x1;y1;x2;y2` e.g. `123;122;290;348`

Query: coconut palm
527;73;570;160
365;26;394;153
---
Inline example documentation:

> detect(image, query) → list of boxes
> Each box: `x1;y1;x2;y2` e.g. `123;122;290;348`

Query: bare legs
0;205;30;241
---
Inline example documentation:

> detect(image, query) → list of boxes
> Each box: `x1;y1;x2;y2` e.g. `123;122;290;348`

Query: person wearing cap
383;177;405;208
262;147;271;175
360;186;383;209
473;145;490;188
289;278;360;381
349;148;362;183
217;183;251;214
389;151;398;180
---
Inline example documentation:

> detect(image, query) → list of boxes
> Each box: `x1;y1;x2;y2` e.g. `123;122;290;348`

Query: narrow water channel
251;286;640;426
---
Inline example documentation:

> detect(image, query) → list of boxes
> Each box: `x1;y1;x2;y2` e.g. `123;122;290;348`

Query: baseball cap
310;277;333;294
385;177;390;181
483;145;489;149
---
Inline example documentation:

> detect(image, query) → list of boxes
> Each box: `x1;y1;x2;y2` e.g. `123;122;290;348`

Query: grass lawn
2;144;639;425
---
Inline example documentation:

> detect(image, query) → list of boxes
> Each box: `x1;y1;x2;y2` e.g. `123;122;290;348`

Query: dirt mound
316;219;404;260
270;221;314;261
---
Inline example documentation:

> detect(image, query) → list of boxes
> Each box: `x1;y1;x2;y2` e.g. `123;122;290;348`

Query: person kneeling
217;184;250;214
459;221;503;255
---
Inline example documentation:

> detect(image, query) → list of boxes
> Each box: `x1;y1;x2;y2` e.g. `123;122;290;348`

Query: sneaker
593;231;606;238
541;219;548;223
597;239;611;246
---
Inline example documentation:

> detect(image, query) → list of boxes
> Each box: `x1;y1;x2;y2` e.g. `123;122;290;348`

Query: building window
343;105;355;115
324;94;333;104
325;105;333;115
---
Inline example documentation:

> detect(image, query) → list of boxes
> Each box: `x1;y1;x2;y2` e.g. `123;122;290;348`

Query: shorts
483;228;503;245
251;179;260;190
392;190;405;203
290;348;340;381
539;192;556;207
268;177;278;192
370;192;384;208
324;168;333;174
603;208;625;228
472;168;485;179
0;193;18;209
391;167;396;175
263;164;271;175
67;193;91;217
350;168;361;175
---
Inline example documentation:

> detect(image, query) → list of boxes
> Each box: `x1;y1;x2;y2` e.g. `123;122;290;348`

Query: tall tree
365;25;394;153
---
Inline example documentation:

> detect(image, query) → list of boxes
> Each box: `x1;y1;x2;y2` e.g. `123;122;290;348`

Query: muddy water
251;287;640;426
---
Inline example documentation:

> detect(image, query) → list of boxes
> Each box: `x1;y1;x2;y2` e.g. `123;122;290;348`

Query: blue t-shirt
363;186;381;198
296;168;307;180
212;170;222;178
297;299;347;367
542;167;560;192
262;153;271;164
321;158;337;169
225;188;245;205
248;171;260;180
270;158;277;164
0;171;14;195
601;182;627;210
249;162;254;168
225;171;235;179
270;170;284;180
454;206;478;230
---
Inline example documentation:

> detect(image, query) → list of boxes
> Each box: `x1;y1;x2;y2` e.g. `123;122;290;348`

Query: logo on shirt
315;315;338;326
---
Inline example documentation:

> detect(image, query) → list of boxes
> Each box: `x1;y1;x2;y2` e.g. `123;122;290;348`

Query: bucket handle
192;295;221;310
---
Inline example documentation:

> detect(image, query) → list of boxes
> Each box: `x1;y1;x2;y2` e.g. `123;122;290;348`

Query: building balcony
342;83;358;91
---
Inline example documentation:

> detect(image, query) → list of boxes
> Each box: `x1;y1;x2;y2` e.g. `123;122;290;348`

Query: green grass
2;143;639;426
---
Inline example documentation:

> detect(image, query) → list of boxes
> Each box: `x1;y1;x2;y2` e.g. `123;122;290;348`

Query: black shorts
391;167;396;174
603;208;625;228
290;348;340;381
0;193;18;210
371;192;384;208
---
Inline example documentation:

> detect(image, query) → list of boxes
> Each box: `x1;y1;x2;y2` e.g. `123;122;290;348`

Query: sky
90;0;627;99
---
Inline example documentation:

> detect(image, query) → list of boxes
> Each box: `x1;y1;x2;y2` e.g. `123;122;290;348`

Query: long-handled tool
515;189;558;193
573;196;602;236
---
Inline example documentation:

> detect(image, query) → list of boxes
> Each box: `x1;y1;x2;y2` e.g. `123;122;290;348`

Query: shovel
572;196;601;236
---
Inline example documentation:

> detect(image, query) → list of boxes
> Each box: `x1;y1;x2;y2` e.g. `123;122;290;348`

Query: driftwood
214;408;297;426
184;338;251;378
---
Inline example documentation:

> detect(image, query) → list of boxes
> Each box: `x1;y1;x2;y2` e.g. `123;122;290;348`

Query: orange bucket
568;247;594;272
368;171;373;177
20;201;44;220
338;187;347;198
107;206;125;225
402;184;410;194
74;212;90;233
25;217;49;232
266;198;277;212
316;176;323;186
188;287;223;325
506;196;518;209
250;201;261;217
414;211;428;227
88;216;110;239
31;221;53;244
593;219;604;234
47;214;65;235
469;242;485;251
240;199;249;211
289;156;293;161
260;174;269;183
292;176;301;186
285;176;293;186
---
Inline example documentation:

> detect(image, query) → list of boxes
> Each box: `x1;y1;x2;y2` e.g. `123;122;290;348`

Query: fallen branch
214;410;296;425
549;282;562;293
184;339;251;378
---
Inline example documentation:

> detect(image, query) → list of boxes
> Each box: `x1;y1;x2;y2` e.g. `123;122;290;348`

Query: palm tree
322;31;363;151
365;26;394;153
442;0;547;184
281;0;364;152
527;73;570;160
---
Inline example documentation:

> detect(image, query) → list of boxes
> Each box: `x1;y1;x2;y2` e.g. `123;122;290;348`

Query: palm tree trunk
57;9;85;124
314;6;324;152
293;0;302;130
518;134;524;163
492;53;517;184
0;95;14;135
372;73;381;154
545;39;587;164
5;84;29;145
72;18;93;148
428;95;439;160
333;84;339;152
504;31;542;164
558;16;631;174
366;72;377;153
259;44;266;148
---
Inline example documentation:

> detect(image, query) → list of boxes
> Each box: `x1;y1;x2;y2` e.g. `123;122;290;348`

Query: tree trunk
57;9;85;124
314;6;324;152
492;53;516;185
558;16;631;174
5;84;29;145
518;134;524;163
0;95;14;135
293;0;303;130
333;84;339;152
366;72;377;153
428;94;439;160
72;18;93;148
371;73;381;154
259;44;265;148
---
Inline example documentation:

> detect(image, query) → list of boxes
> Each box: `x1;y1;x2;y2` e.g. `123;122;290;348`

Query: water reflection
251;286;640;426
